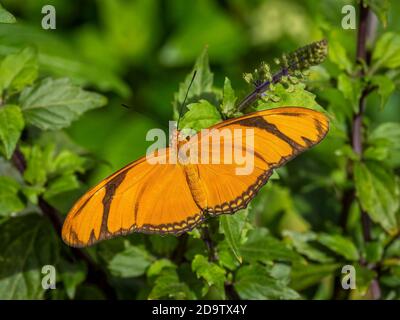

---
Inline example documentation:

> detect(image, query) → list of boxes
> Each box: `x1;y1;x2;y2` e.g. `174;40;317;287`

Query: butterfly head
170;127;196;150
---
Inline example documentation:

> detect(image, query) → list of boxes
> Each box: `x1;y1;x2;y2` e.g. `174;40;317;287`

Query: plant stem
200;225;218;262
224;282;241;300
352;3;371;242
352;2;369;156
237;67;291;111
350;2;381;299
199;225;240;300
171;233;189;264
11;146;117;299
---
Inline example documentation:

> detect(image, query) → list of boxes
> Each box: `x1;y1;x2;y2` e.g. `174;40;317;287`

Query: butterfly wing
62;149;202;247
192;107;329;214
63;107;328;247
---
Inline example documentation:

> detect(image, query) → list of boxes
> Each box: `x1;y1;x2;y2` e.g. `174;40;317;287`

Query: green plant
0;0;399;300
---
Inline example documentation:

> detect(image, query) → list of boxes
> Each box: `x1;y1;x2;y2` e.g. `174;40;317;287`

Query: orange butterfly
62;107;329;247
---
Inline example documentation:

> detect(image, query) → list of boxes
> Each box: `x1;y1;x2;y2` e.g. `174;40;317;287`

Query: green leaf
337;73;362;113
192;254;226;299
220;77;237;117
256;82;325;112
364;122;400;168
354;161;399;234
20;143;86;198
318;87;352;124
380;266;400;288
0;214;59;299
0;104;24;159
0;4;16;24
369;122;400;150
219;209;247;263
20;78;107;130
354;264;377;295
370;75;395;109
0;176;25;216
364;0;390;27
0;47;38;96
269;263;291;284
148;267;195;300
283;231;334;263
149;235;178;256
290;263;339;291
108;246;154;278
147;259;175;278
365;241;384;264
21;185;44;205
44;174;80;199
217;239;240;271
367;123;400;165
317;233;359;261
173;48;214;118
21;144;50;186
179;99;221;131
364;145;389;162
234;264;299;300
372;32;400;70
279;208;311;233
328;36;353;73
384;237;400;258
240;228;300;263
182;46;214;94
49;149;87;175
58;259;87;299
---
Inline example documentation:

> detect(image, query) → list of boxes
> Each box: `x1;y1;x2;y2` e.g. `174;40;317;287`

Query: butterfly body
62;107;329;247
183;164;208;209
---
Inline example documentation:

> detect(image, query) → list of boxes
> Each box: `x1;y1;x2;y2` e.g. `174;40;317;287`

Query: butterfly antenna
177;70;197;129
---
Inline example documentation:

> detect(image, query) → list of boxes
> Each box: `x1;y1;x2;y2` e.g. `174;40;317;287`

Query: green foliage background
0;0;399;300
